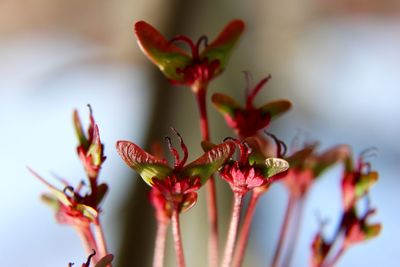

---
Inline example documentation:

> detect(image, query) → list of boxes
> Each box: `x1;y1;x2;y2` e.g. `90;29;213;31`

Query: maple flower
341;150;379;211
219;138;289;195
74;105;106;181
116;130;236;212
134;20;245;88
212;74;291;139
283;143;350;199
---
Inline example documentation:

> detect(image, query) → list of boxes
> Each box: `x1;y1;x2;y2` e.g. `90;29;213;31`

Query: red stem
75;225;100;262
222;193;244;267
193;83;219;267
270;194;296;267
153;220;169;267
281;197;305;267
322;244;346;267
232;192;261;267
94;219;111;267
172;209;186;267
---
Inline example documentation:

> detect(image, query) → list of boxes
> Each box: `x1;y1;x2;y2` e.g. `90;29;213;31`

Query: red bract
134;20;245;88
212;74;291;139
116;130;236;212
219;139;289;195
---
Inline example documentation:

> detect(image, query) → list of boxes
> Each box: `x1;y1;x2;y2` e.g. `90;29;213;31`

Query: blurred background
1;0;399;266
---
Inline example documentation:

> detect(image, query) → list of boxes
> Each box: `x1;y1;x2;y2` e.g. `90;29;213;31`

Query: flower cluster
34;18;381;267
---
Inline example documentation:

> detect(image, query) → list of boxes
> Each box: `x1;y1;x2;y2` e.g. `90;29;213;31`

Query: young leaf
211;93;241;118
263;158;289;178
116;141;173;186
134;21;192;82
260;100;292;120
201;19;245;75
181;141;236;184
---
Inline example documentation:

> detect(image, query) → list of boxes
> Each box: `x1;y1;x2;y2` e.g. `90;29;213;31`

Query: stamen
265;132;287;157
246;74;271;108
243;71;253;100
84;250;96;267
171;128;188;168
165;136;180;169
196;35;208;51
170;35;198;59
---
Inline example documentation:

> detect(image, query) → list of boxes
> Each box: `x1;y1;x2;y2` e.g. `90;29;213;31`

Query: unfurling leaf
116;141;173;185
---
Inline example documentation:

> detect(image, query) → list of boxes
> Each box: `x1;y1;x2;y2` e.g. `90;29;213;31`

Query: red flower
342;150;379;211
219;138;289;194
74;105;106;180
116;130;236;212
134;20;245;87
283;143;350;199
212;74;291;138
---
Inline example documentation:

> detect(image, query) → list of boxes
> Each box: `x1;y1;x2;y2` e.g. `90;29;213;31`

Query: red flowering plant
34;18;381;267
31;107;113;266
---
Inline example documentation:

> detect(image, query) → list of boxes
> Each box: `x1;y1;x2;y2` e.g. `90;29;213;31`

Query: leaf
116;141;173;186
355;171;378;198
313;145;350;177
211;93;241;118
134;21;192;82
364;223;381;240
263;158;289;178
94;254;114;267
181;141;236;184
73;110;89;149
260;100;292;120
201;20;245;75
286;143;318;169
76;204;98;222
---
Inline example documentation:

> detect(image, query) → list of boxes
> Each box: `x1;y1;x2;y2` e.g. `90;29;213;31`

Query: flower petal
181;141;236;184
116;141;173;186
201;19;245;75
134;21;192;82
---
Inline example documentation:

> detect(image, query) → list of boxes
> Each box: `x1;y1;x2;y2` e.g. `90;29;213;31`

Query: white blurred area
0;33;154;266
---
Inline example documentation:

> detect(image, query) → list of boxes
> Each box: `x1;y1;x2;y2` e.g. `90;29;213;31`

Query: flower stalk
221;192;244;267
172;208;186;267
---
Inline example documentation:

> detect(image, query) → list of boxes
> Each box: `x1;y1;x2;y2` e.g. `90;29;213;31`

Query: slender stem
193;83;219;267
281;197;305;267
75;225;99;262
232;192;261;267
222;193;244;267
322;244;346;267
194;85;210;141
153;220;169;267
270;194;296;267
94;220;111;266
172;209;186;267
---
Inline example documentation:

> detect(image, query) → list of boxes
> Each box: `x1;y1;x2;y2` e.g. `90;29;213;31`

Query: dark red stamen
165;136;181;169
196;35;208;53
172;128;188;169
246;75;272;109
84;250;96;267
266;132;287;157
170;35;199;60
